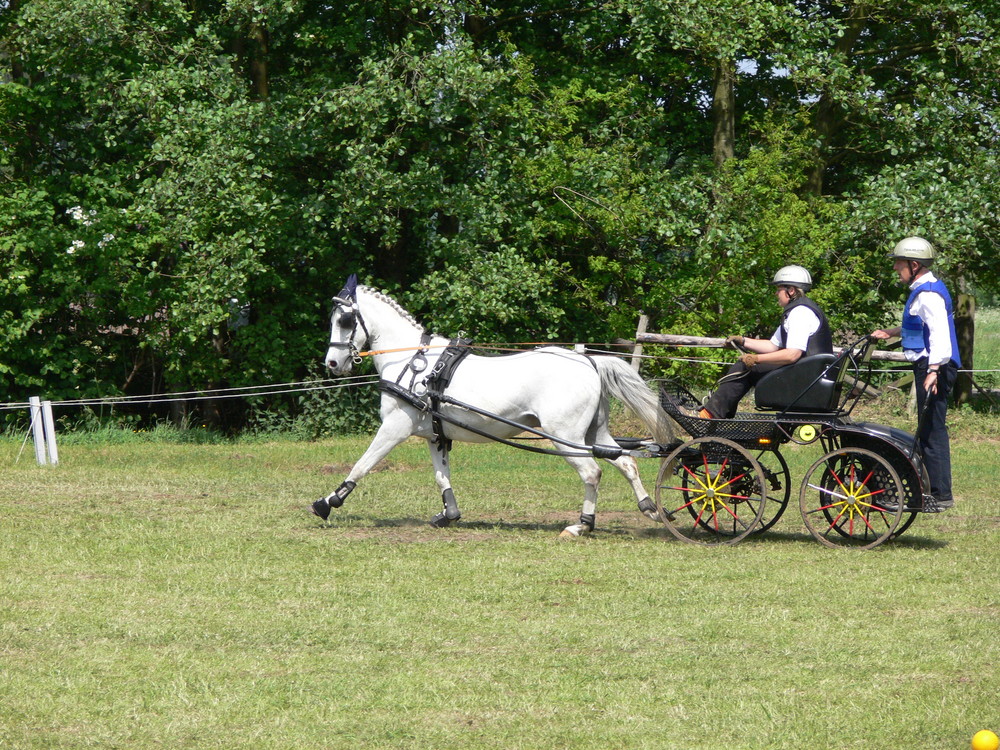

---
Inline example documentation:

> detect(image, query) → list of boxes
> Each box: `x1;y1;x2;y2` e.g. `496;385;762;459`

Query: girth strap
424;338;473;453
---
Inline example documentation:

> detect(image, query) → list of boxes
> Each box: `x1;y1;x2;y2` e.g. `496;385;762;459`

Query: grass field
2;316;999;749
2;403;999;749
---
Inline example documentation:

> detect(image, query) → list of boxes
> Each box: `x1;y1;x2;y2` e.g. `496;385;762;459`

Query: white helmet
770;265;813;292
891;236;936;267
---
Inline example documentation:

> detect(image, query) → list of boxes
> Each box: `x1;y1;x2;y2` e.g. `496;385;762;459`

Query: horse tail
593;356;675;444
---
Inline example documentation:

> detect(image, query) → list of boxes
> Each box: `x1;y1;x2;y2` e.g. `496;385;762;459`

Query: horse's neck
359;289;430;365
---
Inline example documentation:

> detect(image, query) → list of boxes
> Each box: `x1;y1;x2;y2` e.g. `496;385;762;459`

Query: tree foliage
1;0;998;420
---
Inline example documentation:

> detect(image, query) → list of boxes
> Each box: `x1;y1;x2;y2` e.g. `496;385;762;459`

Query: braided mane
358;285;425;333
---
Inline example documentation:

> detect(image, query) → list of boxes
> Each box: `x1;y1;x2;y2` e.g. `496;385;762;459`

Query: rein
356;342;589;358
377;381;638;460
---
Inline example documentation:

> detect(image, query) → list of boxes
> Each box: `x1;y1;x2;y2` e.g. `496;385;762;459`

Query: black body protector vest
778;296;833;356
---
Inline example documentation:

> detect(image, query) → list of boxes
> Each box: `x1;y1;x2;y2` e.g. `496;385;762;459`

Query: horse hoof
559;524;587;538
637;496;658;521
311;498;331;520
429;512;458;528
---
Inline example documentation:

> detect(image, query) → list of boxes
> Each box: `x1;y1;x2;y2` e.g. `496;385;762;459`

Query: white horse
312;275;673;536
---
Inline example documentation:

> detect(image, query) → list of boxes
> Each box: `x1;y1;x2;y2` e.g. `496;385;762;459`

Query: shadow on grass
309;513;949;548
629;524;949;550
312;513;639;537
749;528;948;549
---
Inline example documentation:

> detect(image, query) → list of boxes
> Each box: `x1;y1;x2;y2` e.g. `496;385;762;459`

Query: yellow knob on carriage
796;424;817;442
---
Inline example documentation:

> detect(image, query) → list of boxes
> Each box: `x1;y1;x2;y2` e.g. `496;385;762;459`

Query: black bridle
327;294;369;365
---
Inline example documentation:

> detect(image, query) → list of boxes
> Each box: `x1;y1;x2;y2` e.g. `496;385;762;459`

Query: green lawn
2;420;998;749
973;307;1000;390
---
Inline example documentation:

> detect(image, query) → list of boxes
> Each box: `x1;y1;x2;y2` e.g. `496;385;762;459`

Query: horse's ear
339;273;359;301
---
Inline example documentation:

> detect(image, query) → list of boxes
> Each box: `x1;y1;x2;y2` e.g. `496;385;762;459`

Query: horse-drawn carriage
653;335;935;548
317;277;935;549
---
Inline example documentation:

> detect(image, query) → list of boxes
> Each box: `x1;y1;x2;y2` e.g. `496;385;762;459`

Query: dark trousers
914;360;956;502
703;361;783;419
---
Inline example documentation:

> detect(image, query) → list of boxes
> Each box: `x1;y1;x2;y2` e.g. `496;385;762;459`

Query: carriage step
921;495;954;513
876;495;953;513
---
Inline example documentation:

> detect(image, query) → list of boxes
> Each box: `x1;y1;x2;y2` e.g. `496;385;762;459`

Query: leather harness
381;334;473;453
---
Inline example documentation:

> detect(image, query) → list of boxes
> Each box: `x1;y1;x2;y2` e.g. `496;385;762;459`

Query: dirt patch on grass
318;459;413;475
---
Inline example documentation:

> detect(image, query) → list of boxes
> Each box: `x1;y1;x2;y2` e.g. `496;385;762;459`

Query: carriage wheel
799;447;904;549
750;449;791;533
887;461;929;540
655;437;768;546
891;509;919;539
685;448;789;537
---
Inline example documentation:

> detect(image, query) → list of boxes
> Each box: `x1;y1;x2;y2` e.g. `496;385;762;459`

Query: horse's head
324;275;369;374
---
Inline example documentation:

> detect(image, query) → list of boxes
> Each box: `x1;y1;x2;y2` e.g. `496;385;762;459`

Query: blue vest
901;278;961;368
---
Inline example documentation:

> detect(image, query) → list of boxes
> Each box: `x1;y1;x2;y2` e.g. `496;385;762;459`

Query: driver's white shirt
769;305;821;353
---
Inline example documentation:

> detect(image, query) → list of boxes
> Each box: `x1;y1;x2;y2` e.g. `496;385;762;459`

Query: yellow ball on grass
972;730;1000;750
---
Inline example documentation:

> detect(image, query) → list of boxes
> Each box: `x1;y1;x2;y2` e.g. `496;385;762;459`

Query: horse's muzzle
326;357;351;375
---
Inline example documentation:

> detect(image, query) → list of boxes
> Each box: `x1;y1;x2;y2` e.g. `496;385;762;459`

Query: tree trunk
712;58;735;168
805;3;869;194
249;22;269;100
6;0;24;81
375;208;416;288
463;13;490;44
954;275;975;406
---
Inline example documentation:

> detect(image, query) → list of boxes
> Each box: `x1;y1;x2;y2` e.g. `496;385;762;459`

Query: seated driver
699;265;833;419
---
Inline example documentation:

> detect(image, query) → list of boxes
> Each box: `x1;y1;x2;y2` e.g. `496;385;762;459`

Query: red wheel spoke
828;467;852;497
824;505;849;531
814;500;846;513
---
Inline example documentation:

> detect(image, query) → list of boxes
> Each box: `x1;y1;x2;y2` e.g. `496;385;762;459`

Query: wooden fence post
631;314;648;371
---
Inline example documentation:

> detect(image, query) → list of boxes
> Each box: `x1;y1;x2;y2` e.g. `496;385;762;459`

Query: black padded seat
754;352;846;413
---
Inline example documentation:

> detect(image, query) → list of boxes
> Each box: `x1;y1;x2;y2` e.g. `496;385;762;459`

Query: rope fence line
4;339;997;466
3;341;998;413
0;375;380;412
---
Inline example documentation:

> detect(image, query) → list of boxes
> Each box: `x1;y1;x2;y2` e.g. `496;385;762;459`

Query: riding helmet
890;236;936;267
770;265;813;292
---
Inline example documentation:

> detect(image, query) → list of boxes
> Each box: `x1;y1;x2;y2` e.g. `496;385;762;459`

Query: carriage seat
754;352;847;413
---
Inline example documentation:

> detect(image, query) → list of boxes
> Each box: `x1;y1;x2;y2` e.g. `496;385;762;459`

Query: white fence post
29;396;48;466
42;400;59;465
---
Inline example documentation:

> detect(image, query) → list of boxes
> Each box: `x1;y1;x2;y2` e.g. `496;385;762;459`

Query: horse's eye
338;311;356;329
